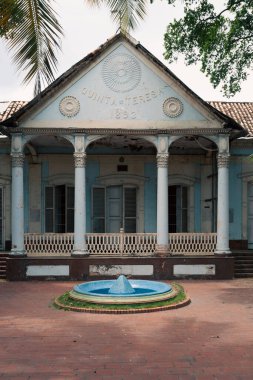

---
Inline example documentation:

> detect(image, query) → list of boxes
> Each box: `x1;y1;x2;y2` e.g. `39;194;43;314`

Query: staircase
234;251;253;278
0;253;8;280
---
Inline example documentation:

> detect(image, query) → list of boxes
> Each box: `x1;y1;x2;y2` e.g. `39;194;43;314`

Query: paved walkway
0;279;253;379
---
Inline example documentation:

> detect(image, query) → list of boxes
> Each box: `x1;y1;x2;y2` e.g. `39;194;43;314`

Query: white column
156;153;169;256
10;153;26;256
72;152;89;256
215;152;231;255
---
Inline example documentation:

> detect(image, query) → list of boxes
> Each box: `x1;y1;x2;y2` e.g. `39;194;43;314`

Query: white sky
0;0;252;102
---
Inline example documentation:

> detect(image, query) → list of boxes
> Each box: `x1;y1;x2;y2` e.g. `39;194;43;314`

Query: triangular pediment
2;34;242;133
32;43;209;124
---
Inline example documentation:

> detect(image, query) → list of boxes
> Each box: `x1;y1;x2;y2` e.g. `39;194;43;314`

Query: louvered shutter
93;187;105;232
124;187;136;233
66;187;74;232
45;187;54;232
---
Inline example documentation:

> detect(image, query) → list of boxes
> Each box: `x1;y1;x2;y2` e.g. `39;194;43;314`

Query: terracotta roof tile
0;101;27;122
209;101;253;135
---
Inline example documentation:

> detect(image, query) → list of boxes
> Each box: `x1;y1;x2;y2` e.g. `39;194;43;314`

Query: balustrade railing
24;233;74;255
86;230;157;256
169;232;217;255
24;231;217;256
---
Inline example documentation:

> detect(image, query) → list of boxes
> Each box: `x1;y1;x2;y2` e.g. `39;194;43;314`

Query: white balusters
169;233;217;255
24;232;217;256
24;233;74;255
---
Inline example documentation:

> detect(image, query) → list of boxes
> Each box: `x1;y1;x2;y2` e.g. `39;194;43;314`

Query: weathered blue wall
24;160;29;233
41;161;49;233
229;159;242;239
144;162;157;232
86;161;100;232
194;180;201;232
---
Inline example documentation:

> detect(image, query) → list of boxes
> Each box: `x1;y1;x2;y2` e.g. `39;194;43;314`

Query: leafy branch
164;0;253;96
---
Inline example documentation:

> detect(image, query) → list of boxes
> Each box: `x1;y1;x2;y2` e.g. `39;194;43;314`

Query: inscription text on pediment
81;85;167;119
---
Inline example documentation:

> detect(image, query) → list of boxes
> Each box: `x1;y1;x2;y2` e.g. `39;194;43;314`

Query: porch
6;232;234;281
24;231;217;256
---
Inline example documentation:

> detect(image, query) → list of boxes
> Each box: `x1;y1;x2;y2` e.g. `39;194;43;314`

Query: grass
54;283;188;311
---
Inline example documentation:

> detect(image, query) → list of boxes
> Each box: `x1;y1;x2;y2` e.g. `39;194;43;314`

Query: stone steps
234;252;253;278
0;253;8;280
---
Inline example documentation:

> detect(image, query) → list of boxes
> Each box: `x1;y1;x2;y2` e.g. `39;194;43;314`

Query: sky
0;0;252;102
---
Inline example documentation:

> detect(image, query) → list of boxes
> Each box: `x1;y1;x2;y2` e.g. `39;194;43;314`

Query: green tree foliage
0;0;63;95
0;0;23;38
0;0;147;95
164;0;253;96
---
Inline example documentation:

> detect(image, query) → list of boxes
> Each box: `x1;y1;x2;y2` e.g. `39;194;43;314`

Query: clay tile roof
0;101;28;122
209;101;253;135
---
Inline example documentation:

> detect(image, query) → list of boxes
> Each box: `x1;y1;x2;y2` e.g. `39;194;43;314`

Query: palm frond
110;0;148;32
86;0;148;32
6;0;63;95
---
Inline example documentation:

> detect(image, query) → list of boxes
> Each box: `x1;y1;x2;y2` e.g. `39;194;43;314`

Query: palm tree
0;0;147;95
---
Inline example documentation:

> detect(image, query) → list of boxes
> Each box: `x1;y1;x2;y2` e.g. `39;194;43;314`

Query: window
92;185;136;233
124;187;136;232
45;185;74;232
169;185;188;232
117;165;128;172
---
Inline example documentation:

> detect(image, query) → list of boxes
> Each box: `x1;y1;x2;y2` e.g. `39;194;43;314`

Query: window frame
45;184;74;233
92;185;137;233
169;184;189;233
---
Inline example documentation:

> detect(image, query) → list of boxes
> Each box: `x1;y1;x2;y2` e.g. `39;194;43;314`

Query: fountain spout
108;275;135;294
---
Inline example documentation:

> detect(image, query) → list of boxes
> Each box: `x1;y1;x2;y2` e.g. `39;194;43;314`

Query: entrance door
248;183;253;248
106;186;123;232
0;187;3;250
92;185;137;233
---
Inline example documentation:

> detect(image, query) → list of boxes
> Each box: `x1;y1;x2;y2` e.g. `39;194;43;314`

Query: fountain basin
70;277;178;305
74;279;172;297
54;275;190;312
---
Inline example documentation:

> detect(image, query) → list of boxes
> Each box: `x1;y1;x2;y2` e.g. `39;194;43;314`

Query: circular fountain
54;275;190;313
70;275;176;304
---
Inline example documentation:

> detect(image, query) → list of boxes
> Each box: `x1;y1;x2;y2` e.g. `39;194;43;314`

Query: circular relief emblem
163;97;183;118
102;54;141;93
59;96;80;117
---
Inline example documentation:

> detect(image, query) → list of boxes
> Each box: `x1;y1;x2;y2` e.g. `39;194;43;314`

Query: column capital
11;153;24;167
156;153;169;168
73;152;86;168
217;153;230;168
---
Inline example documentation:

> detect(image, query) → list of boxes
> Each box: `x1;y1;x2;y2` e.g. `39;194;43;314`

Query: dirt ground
0;279;253;379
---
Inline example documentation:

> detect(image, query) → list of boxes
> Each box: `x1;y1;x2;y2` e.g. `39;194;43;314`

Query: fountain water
69;275;178;305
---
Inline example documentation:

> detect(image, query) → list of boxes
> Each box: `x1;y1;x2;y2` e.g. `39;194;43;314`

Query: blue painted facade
144;162;157;232
41;161;49;233
86;161;100;232
229;159;243;240
23;161;29;233
0;34;251;254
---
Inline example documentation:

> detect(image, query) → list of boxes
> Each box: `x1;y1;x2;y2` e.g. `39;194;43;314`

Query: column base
214;249;231;256
71;249;89;257
156;244;170;257
9;249;27;257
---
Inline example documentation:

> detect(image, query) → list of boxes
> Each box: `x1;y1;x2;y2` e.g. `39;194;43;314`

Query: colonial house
0;33;252;280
